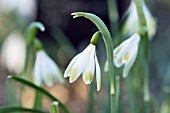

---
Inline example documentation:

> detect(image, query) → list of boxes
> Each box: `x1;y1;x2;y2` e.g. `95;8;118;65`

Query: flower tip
97;87;100;91
84;81;91;84
69;77;75;83
64;73;70;78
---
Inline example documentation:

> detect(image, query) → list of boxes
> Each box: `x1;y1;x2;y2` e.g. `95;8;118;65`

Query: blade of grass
7;75;70;113
0;107;47;113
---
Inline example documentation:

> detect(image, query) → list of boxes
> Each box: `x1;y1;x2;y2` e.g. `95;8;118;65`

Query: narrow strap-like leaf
8;76;70;113
0;107;47;113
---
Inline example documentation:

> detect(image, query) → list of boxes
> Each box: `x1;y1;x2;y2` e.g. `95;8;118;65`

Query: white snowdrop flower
114;33;141;77
122;1;156;39
64;44;101;91
33;50;65;87
1;32;26;74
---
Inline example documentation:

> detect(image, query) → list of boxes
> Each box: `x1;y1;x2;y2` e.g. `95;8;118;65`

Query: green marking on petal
124;51;131;63
69;67;79;83
46;74;53;82
84;71;93;84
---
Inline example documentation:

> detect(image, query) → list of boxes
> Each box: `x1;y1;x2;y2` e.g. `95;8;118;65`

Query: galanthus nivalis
64;44;101;91
33;50;65;87
122;0;156;39
114;33;141;77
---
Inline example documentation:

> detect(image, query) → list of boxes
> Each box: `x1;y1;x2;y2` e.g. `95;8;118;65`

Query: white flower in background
1;32;25;74
64;44;101;91
0;0;36;19
34;50;65;87
114;33;141;77
122;0;156;39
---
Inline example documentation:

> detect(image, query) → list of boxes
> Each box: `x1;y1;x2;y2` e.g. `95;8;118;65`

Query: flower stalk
23;22;45;78
134;0;150;112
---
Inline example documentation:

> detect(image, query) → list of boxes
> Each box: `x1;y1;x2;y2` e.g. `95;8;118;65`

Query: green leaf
0;107;47;113
7;75;70;113
50;101;59;113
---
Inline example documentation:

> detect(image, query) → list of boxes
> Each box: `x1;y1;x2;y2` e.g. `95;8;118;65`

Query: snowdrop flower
33;50;65;87
1;32;25;74
122;0;156;39
64;44;101;91
114;33;141;77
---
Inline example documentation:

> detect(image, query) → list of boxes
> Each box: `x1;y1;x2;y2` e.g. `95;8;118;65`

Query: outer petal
104;60;108;72
114;34;135;67
123;1;138;36
42;51;65;84
64;53;80;78
122;33;140;63
69;44;93;83
143;2;156;39
82;47;95;84
39;51;54;87
55;65;65;83
123;44;139;77
95;53;101;91
33;52;42;86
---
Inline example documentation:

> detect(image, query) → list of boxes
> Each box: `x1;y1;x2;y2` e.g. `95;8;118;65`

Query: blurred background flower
0;31;25;74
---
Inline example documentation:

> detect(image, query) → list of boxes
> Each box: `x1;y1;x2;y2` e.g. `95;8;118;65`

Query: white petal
64;53;80;78
69;44;93;83
143;2;156;39
82;47;95;84
123;44;139;78
123;1;139;36
43;52;65;84
95;53;101;91
114;35;135;67
122;33;140;63
39;51;54;87
55;65;65;83
33;52;42;86
104;60;109;72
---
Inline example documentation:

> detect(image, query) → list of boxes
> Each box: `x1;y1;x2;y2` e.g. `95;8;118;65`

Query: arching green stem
22;22;45;110
71;12;115;113
22;22;45;78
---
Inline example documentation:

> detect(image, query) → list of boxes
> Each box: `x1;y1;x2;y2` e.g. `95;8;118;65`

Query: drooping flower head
114;33;141;77
34;50;65;87
64;32;101;91
122;0;156;39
